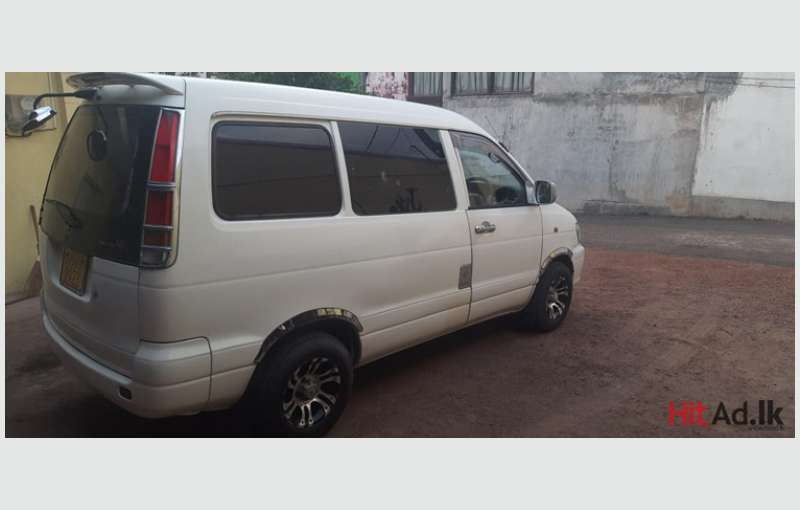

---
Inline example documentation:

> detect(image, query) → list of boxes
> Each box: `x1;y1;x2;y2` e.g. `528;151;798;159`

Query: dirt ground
3;215;794;437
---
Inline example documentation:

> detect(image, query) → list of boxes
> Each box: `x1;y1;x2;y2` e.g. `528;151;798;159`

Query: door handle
475;221;496;234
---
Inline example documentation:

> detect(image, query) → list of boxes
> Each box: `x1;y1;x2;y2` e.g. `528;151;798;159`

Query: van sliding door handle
475;221;496;234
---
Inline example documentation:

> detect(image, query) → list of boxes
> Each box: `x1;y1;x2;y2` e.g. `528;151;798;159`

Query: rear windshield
41;105;161;265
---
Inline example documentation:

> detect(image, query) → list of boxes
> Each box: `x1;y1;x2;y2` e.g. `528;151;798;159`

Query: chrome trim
254;308;363;365
139;108;184;269
146;182;177;191
474;221;496;234
143;224;173;231
141;245;172;252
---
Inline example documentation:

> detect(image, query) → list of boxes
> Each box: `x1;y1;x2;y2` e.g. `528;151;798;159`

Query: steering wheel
466;176;489;188
494;186;520;205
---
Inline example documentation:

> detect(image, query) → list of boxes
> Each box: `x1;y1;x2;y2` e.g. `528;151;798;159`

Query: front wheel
246;331;353;437
519;261;573;332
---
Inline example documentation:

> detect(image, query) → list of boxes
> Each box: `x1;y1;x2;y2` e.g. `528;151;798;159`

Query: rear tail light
141;109;180;267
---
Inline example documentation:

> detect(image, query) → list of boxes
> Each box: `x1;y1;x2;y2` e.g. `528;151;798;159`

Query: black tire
519;261;573;332
245;331;353;437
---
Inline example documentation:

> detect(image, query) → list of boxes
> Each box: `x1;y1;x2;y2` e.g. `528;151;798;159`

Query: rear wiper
44;198;83;229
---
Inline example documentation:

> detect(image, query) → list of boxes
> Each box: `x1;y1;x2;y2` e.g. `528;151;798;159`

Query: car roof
68;71;495;143
181;74;492;137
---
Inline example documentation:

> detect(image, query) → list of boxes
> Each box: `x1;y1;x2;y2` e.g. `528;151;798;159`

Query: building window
452;72;534;96
212;123;342;220
408;72;443;105
338;121;456;215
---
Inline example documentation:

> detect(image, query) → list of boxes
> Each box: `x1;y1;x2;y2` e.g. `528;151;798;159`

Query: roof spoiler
66;72;184;96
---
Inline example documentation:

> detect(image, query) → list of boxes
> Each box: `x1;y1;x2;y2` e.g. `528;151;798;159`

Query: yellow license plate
60;248;89;295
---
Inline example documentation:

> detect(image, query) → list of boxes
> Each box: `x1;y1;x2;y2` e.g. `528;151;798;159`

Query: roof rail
66;72;184;96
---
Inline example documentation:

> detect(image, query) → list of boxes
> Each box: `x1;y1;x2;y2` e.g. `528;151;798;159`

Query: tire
245;331;353;437
519;261;573;332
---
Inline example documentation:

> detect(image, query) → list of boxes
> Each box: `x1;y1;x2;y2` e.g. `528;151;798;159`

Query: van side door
336;122;472;363
449;131;543;323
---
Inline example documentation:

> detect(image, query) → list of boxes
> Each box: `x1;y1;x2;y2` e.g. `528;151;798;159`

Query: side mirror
532;180;557;205
22;106;57;135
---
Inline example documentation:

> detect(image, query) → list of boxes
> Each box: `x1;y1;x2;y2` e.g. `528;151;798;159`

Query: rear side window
338;121;456;215
213;123;341;220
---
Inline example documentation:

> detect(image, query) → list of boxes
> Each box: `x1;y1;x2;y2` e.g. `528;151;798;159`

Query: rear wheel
246;331;353;437
520;261;573;332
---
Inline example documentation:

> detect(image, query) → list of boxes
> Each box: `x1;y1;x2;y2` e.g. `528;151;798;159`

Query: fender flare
254;308;363;364
540;247;574;277
528;247;575;296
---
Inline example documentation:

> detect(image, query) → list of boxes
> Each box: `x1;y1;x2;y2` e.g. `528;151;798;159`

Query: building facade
366;72;794;221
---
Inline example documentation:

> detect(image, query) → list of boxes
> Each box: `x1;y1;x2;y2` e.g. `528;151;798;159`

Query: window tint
339;122;456;215
213;123;341;220
451;132;526;209
41;105;161;265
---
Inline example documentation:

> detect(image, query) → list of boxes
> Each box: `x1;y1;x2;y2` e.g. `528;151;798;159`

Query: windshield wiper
44;198;83;229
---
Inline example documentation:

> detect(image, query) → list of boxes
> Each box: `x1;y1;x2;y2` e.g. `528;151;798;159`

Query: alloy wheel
282;356;342;429
545;275;570;321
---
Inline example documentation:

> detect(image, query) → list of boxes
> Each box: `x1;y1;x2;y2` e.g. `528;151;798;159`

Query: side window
451;132;526;209
212;123;341;220
338;121;456;215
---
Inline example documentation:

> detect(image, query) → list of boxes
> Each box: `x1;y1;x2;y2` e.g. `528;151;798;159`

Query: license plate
60;248;89;295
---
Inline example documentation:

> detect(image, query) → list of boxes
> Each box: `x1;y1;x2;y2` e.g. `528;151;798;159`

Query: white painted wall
692;72;794;203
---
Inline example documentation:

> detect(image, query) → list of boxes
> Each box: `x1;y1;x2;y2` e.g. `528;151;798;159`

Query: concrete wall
5;72;73;301
691;73;794;220
367;72;794;221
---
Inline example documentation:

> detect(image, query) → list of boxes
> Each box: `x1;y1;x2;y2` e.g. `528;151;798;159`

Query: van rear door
40;104;162;375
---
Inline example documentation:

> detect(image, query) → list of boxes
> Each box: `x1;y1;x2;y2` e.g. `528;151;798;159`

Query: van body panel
41;233;141;374
360;305;470;364
39;101;169;375
138;211;472;357
465;206;544;322
447;129;546;323
540;202;584;279
207;366;256;410
44;311;210;418
39;73;585;421
183;76;489;137
132;337;210;386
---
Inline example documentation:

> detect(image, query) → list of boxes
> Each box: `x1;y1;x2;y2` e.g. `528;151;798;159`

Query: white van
38;72;584;436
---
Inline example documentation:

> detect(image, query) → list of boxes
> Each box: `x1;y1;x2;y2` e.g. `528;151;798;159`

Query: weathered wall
691;73;794;220
444;73;712;216
368;72;794;221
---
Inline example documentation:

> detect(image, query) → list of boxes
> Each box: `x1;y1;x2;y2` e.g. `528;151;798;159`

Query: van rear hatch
40;104;162;375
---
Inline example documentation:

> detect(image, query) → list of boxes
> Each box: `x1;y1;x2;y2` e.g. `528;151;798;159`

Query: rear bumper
43;308;211;419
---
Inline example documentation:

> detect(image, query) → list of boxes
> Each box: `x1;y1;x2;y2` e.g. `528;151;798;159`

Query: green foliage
213;72;363;93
